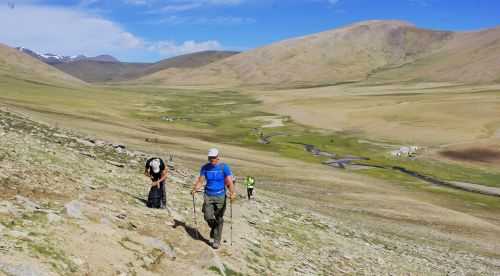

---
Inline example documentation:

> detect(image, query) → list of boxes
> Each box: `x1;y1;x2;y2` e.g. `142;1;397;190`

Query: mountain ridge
135;20;500;87
15;47;119;64
51;50;240;83
0;44;85;86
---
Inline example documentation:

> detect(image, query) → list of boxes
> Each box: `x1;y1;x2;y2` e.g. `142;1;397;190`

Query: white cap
208;148;219;157
151;158;161;173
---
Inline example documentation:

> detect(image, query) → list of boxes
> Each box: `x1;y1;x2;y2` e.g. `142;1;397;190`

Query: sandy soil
252;83;500;147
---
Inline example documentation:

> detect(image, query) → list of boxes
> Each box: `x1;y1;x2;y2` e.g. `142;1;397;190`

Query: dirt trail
1;110;500;275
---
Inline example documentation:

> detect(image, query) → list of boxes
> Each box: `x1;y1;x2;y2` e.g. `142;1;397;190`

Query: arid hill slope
370;26;500;83
0;43;85;86
137;20;500;87
53;51;239;83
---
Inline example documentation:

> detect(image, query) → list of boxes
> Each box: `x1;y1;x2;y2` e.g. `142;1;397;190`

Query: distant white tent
391;146;419;157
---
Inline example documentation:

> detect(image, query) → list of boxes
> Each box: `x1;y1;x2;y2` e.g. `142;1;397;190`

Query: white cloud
148;40;221;56
308;0;341;7
124;0;148;5
0;5;144;57
78;0;101;7
0;4;224;60
0;0;40;5
148;0;245;13
195;16;255;24
156;2;202;12
144;15;255;25
204;0;242;4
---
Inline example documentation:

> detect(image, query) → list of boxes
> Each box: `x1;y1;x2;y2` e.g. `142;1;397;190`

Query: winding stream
301;144;500;198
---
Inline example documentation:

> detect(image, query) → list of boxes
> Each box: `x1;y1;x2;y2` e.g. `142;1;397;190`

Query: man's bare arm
192;176;204;194
225;176;236;200
152;169;168;187
158;169;168;183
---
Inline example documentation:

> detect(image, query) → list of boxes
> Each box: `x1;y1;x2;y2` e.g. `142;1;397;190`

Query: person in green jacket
245;176;255;200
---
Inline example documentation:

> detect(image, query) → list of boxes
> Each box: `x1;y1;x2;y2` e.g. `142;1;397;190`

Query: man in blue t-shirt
192;148;236;249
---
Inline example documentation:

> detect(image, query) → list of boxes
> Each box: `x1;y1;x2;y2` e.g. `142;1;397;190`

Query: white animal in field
391;150;402;157
391;145;419;158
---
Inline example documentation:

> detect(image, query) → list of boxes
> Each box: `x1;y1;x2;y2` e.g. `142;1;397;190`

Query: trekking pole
192;193;199;240
230;198;233;246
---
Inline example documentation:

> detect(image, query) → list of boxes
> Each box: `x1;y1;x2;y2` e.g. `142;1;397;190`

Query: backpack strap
219;163;226;173
220;163;228;193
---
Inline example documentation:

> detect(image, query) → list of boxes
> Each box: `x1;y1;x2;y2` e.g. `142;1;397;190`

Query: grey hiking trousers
202;194;227;243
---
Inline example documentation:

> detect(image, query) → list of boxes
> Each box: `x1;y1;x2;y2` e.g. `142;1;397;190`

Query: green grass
248;247;263;257
29;242;78;273
2;75;499;202
128;89;271;140
208;264;242;276
208;266;223;275
121;85;500;212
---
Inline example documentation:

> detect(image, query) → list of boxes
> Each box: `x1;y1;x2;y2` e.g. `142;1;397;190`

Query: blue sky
1;0;499;62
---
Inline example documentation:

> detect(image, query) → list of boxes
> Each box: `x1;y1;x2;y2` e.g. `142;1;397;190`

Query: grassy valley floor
1;76;500;274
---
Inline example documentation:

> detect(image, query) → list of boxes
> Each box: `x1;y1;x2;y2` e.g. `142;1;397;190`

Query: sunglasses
208;156;219;161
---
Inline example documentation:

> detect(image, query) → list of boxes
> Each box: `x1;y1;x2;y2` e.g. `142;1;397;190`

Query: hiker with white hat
144;157;168;209
192;148;236;249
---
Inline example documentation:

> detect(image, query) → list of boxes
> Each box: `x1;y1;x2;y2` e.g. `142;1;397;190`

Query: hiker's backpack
246;176;255;188
147;185;162;208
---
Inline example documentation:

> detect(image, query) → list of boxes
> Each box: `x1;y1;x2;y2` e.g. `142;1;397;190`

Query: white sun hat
208;148;219;158
151;158;161;173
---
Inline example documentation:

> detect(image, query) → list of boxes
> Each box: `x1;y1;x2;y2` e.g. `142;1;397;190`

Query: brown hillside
137;20;454;87
53;51;239;83
0;43;85;86
370;26;500;83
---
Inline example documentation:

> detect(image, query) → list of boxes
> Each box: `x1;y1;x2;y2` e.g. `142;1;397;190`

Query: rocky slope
0;109;499;275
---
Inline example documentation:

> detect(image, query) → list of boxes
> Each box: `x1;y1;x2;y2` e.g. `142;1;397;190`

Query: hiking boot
212;240;220;249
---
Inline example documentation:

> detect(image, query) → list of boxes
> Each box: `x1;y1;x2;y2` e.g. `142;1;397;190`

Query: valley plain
1;20;500;275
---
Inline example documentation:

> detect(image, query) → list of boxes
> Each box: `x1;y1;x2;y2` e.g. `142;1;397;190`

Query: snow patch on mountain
15;47;119;64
